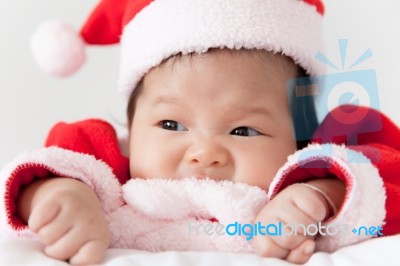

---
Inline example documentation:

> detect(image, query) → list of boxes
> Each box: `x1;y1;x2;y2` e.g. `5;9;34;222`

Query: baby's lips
208;217;219;223
193;215;219;223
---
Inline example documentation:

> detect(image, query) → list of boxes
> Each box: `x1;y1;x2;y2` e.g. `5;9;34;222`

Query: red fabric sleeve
44;119;130;184
4;119;129;230
266;105;399;250
313;105;400;236
312;105;400;151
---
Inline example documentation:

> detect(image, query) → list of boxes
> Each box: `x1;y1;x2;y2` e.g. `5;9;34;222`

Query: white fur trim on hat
118;0;324;99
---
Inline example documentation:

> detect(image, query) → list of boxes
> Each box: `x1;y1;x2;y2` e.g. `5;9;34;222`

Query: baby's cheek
129;146;179;179
129;146;154;179
235;157;277;191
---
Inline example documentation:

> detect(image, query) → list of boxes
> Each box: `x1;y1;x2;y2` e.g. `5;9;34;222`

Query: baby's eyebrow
152;95;181;106
240;105;272;117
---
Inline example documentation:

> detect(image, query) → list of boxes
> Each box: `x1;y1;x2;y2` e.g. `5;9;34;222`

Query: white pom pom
30;20;86;77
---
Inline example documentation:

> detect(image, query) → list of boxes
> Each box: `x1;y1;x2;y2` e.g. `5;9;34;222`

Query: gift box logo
287;39;382;164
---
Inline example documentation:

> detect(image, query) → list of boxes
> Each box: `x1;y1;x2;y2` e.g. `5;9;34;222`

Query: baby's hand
251;182;332;264
18;178;110;265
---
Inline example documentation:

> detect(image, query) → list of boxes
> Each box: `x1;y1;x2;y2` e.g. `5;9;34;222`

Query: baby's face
128;51;297;191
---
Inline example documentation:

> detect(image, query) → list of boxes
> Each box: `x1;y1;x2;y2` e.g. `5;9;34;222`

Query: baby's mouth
209;217;219;223
193;174;208;180
185;172;227;181
194;215;219;223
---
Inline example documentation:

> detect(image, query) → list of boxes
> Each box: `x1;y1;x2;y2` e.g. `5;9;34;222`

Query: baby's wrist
298;183;337;220
299;178;346;220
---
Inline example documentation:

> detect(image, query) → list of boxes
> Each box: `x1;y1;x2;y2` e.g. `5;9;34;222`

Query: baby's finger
36;217;72;246
285;239;315;265
33;201;79;246
251;231;289;259
29;200;61;233
44;224;90;261
256;205;315;251
69;240;109;266
269;217;316;250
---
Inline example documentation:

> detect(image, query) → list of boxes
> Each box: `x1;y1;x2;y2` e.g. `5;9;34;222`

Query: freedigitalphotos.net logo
187;221;383;241
287;39;382;165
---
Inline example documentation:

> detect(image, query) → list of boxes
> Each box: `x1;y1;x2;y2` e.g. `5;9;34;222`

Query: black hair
288;68;319;149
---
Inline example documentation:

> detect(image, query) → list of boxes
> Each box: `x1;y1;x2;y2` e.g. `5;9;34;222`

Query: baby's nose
184;139;229;168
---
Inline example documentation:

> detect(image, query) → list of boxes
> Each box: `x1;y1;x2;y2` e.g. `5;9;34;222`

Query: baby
17;48;345;265
2;0;400;265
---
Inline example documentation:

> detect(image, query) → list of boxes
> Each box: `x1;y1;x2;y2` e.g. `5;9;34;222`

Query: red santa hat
31;0;325;99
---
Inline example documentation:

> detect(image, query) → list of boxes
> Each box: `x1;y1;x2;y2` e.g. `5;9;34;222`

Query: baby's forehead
130;48;300;115
146;57;291;98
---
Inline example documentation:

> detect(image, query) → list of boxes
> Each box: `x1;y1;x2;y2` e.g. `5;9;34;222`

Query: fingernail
304;242;315;255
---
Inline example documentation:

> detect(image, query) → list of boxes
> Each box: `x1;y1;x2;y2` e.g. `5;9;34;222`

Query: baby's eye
230;127;262;137
160;120;187;131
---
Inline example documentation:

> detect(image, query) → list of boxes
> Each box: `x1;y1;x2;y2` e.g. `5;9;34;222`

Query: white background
0;0;399;167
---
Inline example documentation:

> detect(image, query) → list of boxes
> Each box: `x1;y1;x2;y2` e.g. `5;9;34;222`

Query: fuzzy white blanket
107;178;268;252
0;235;399;266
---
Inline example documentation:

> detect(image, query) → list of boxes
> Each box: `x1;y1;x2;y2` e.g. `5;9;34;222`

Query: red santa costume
1;0;399;254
